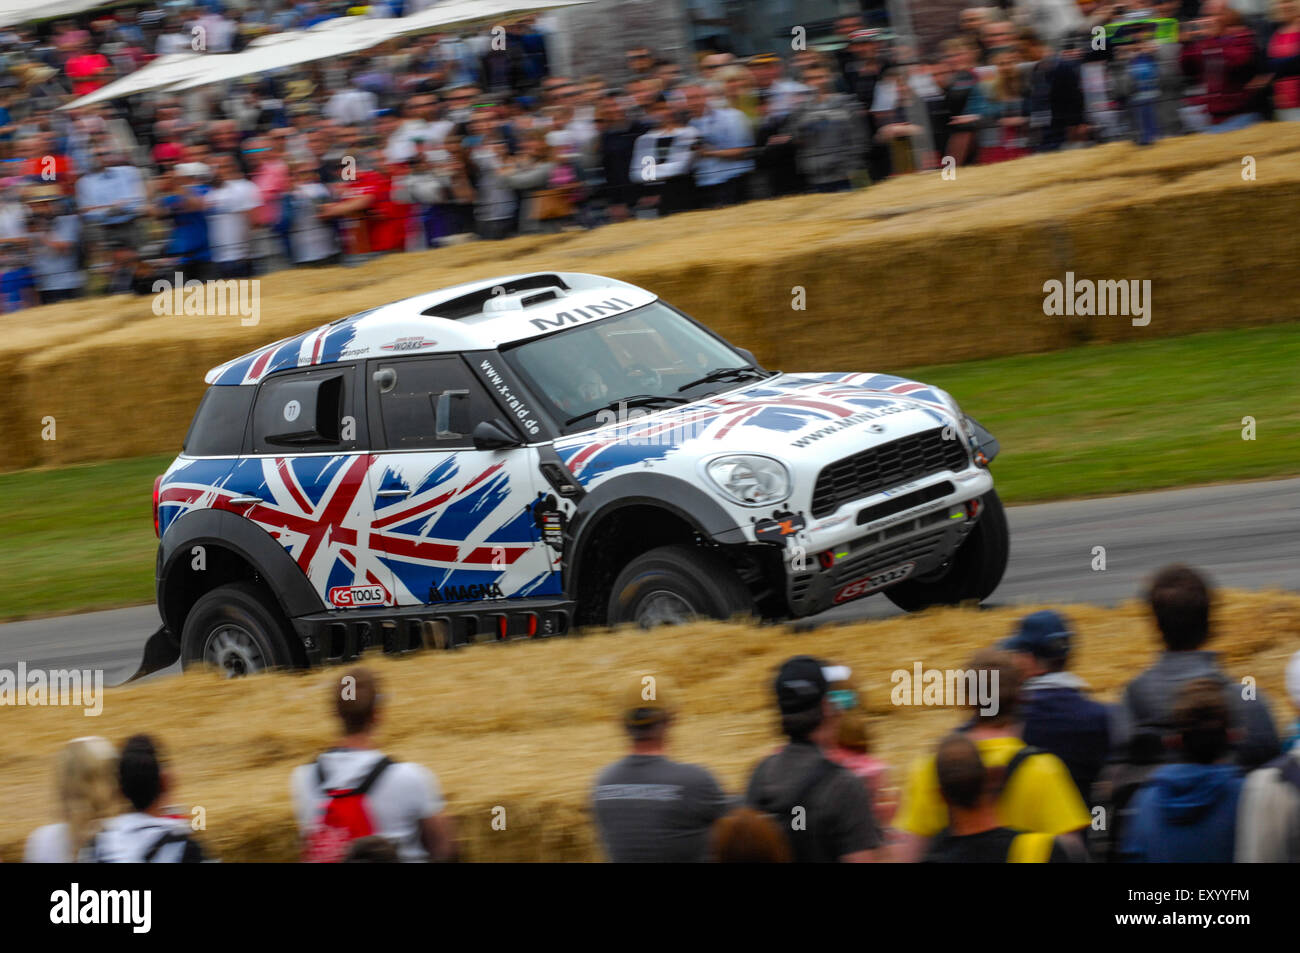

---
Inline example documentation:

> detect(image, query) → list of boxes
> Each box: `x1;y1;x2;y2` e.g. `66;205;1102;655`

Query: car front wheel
608;544;755;628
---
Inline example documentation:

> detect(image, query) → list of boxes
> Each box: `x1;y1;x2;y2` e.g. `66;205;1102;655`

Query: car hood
554;371;961;485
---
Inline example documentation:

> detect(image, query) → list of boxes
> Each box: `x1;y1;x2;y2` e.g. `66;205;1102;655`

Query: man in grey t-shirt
591;674;730;862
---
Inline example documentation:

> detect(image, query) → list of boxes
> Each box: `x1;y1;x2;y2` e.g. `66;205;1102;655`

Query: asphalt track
2;477;1296;684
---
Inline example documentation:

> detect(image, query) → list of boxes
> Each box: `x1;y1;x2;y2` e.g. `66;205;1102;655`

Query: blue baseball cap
1002;610;1073;660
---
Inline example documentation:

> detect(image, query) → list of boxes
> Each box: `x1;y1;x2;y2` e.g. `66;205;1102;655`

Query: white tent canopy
164;15;408;93
383;0;590;34
0;0;121;29
60;0;592;109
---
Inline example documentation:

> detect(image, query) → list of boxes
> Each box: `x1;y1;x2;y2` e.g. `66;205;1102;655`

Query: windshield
501;302;759;434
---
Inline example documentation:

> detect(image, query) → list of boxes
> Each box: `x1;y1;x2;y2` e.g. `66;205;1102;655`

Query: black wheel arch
157;507;324;637
563;473;751;624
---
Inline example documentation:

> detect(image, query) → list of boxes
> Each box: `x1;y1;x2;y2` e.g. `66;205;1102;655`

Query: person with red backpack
292;667;454;863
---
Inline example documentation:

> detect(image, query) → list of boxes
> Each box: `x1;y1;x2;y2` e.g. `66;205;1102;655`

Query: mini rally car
149;272;1008;675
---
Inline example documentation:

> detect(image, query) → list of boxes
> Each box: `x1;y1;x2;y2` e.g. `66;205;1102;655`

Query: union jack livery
149;272;1006;676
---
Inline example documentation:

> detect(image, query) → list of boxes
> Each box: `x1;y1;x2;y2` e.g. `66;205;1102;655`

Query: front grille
810;427;969;517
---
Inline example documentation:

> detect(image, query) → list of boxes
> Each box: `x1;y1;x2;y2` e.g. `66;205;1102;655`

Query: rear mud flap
125;626;181;682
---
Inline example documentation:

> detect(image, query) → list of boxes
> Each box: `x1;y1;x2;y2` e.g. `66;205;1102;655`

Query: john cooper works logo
152;272;260;326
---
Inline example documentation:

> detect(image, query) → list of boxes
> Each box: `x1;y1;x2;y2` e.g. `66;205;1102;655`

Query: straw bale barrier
1;589;1296;862
4;126;1300;471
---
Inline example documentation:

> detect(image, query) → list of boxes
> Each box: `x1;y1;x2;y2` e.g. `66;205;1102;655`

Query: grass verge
0;455;171;621
903;323;1300;501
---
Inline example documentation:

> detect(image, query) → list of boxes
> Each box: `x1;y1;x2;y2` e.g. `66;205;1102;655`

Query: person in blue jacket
1120;677;1244;862
1002;609;1111;801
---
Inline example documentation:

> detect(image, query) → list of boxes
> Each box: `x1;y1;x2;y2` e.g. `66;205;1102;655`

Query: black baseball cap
774;656;831;714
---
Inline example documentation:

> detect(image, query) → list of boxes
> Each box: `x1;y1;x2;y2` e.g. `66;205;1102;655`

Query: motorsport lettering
428;582;505;603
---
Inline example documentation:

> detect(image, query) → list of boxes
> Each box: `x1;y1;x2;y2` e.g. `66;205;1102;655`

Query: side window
184;385;255;456
251;369;356;453
371;357;502;449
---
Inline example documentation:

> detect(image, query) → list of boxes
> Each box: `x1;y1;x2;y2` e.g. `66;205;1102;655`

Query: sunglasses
828;688;859;711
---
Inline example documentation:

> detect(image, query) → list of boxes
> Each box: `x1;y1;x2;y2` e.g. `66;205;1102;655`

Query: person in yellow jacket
919;731;1088;863
895;649;1092;862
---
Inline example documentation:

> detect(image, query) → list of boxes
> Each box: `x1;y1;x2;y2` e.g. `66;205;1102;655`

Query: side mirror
966;416;1000;463
472;419;523;451
736;347;760;367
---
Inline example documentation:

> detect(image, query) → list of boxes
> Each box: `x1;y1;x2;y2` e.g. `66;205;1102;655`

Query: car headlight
705;455;791;507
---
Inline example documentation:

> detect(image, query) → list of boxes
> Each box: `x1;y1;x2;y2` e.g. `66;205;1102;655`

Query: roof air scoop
482;286;566;313
421;273;570;319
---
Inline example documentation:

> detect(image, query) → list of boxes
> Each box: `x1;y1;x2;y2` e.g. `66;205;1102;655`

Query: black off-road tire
180;582;302;675
608;544;755;627
883;489;1010;612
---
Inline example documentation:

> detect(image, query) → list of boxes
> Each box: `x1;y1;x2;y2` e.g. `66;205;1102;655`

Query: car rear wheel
883;489;1010;612
608;544;754;628
180;582;300;675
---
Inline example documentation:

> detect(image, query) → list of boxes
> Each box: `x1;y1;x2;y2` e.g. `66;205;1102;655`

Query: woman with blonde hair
717;65;760;124
24;736;121;862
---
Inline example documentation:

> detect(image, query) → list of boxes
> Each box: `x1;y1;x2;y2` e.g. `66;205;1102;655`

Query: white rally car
149;272;1007;674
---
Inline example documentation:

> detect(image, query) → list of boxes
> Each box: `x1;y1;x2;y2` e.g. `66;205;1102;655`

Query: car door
364;353;559;608
223;363;395;610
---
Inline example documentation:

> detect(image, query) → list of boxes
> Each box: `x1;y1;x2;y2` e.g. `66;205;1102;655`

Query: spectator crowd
2;0;1300;309
20;563;1300;863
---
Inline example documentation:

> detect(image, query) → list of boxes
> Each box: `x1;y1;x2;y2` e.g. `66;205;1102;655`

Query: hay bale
1;589;1295;862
